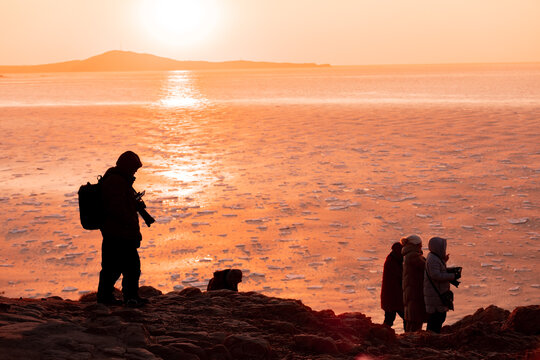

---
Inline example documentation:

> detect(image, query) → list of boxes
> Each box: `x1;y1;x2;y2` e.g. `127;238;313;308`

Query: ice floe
507;218;529;224
284;274;305;280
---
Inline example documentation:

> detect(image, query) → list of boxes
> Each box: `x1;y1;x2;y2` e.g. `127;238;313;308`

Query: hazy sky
1;0;539;65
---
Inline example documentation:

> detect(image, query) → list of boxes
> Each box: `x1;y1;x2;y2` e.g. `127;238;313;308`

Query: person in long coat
380;242;404;328
401;234;427;332
424;236;458;333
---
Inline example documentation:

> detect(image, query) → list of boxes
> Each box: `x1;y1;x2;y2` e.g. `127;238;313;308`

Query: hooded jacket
381;243;404;312
402;243;427;322
99;152;142;246
424;237;455;313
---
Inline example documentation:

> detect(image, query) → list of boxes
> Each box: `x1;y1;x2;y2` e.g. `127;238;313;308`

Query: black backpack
78;176;104;230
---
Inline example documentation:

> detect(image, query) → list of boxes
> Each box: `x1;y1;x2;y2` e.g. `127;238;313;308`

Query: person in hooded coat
424;236;458;333
97;151;147;306
380;242;405;328
401;234;427;332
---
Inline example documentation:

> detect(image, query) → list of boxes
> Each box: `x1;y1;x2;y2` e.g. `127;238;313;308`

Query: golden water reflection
156;71;207;109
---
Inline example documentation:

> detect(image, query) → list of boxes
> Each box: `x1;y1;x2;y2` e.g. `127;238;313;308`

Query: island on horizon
0;50;330;73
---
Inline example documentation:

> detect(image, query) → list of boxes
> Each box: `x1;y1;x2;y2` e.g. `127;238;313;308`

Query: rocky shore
0;286;538;359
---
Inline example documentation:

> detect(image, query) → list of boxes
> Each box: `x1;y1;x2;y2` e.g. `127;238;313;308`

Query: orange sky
1;0;539;66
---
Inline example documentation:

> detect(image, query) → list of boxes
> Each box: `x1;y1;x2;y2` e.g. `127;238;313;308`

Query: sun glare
140;0;220;46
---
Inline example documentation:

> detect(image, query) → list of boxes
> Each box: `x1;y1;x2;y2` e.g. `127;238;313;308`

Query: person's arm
428;256;455;282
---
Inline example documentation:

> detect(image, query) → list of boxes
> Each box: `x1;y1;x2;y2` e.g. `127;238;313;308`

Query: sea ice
507;218;529;224
155;217;172;224
284;274;305;280
245;218;268;224
250;273;266;277
357;257;375;262
62;287;77;292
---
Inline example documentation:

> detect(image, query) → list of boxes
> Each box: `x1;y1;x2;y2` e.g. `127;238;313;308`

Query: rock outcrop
0;286;538;359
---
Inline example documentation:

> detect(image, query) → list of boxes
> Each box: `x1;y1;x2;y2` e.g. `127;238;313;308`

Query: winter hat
116;151;142;173
400;234;422;246
391;242;403;252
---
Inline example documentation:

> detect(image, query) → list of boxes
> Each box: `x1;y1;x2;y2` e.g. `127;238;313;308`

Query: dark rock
111;307;145;322
224;334;272;360
148;344;188;360
335;339;357;354
102;346;126;357
139;286;162;298
206;344;232;360
125;347;159;360
502;305;540;335
208;332;228;344
179;287;203;297
171;342;207;359
0;289;537;360
444;305;510;333
120;323;152;347
294;334;339;354
83;303;111;316
369;324;396;343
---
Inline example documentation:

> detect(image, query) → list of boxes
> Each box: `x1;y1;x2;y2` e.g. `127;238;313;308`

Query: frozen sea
0;64;539;328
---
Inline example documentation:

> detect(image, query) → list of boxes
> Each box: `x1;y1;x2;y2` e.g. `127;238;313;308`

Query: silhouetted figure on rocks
424;236;461;333
381;242;405;329
401;234;427;332
97;151;148;307
207;269;243;291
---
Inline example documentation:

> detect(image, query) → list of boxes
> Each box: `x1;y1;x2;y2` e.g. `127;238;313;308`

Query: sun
139;0;220;46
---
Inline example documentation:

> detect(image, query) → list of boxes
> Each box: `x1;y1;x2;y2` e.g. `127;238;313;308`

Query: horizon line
1;49;540;68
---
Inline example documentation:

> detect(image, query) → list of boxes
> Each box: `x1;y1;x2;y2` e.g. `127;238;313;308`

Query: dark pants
427;311;447;333
97;239;141;301
405;320;423;332
384;310;405;329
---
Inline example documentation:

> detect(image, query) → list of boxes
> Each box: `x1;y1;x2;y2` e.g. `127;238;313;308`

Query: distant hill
0;50;330;73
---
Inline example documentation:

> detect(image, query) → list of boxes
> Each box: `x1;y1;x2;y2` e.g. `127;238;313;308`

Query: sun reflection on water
156;71;207;108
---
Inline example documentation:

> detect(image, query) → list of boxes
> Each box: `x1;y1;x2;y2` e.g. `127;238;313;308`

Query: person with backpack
96;151;148;307
401;234;427;332
424;236;460;333
380;242;405;329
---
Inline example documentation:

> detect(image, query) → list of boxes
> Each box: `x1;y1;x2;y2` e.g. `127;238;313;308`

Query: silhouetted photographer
96;151;152;307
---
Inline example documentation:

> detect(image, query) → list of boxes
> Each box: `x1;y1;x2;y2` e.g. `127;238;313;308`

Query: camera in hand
134;190;156;227
447;266;462;287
